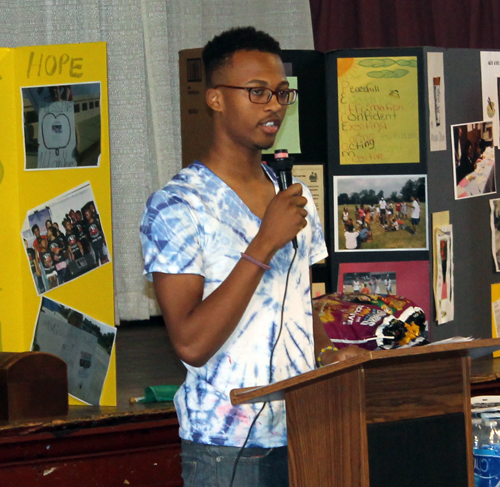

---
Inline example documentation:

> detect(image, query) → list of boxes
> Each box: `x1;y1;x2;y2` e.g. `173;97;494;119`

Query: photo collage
19;81;113;405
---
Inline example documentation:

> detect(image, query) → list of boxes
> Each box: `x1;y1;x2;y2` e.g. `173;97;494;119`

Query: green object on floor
143;384;180;403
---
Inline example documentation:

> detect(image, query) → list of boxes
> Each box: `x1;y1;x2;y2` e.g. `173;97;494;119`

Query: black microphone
268;149;298;249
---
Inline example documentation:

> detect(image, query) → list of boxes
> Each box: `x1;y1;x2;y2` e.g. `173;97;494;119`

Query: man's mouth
260;120;280;134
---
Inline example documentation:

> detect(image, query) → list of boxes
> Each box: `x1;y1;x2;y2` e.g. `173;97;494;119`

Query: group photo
334;174;428;251
21;182;111;295
343;271;397;295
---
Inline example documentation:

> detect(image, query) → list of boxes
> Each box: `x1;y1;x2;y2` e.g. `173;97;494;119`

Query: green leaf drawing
358;58;417;69
367;69;409;78
358;58;395;68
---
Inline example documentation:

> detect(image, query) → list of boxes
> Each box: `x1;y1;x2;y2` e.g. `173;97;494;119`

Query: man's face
212;50;288;151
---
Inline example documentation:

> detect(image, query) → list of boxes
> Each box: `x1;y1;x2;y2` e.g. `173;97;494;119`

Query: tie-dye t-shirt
140;161;328;447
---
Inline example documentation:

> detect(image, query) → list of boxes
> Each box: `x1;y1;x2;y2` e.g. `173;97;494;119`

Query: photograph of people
452;121;496;199
335;174;428;251
342;271;397;296
21;182;111;295
140;26;367;486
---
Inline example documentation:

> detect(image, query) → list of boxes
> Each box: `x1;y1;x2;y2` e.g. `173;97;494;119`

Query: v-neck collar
194;160;279;222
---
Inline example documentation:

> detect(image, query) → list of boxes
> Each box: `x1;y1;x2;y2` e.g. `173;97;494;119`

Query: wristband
316;345;338;367
240;252;271;271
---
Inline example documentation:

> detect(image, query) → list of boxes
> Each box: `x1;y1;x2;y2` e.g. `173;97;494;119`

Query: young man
63;218;84;261
352;275;361;292
84;208;109;265
38;237;59;290
140;26;365;487
31;224;48;254
411;195;421;235
384;274;392;295
379;197;387;225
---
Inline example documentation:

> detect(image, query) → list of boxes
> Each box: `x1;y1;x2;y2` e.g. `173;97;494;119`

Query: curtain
0;0;314;322
309;0;500;52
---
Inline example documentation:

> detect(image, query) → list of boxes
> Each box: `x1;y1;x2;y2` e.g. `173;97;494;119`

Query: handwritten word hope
27;52;83;78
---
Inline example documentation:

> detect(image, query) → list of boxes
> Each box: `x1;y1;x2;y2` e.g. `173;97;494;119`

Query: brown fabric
310;0;500;52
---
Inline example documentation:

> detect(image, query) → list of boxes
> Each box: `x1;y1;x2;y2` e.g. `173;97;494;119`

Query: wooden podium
231;338;500;487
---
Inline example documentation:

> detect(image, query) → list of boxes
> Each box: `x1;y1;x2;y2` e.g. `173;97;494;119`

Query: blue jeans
181;439;289;487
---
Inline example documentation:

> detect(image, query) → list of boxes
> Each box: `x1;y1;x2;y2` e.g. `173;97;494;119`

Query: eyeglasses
214;85;298;106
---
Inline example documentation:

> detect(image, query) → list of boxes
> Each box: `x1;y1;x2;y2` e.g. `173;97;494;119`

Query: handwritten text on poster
338;57;420;165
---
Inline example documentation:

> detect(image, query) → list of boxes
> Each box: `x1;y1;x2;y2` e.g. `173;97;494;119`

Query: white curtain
0;0;314;322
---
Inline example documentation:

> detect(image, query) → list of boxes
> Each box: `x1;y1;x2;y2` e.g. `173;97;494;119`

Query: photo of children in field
334;175;428;251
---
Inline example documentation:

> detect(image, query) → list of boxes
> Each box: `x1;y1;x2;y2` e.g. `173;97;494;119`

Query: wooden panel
0;408;182;487
367;413;469;487
0;446;181;487
286;368;369;487
364;353;467;423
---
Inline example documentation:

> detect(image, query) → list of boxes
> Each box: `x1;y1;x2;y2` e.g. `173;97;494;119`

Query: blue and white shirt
140;161;328;447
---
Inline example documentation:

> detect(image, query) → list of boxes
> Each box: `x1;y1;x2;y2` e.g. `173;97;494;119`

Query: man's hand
253;183;308;254
317;344;370;367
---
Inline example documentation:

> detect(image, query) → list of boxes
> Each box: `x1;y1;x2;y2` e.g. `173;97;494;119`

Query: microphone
268;149;298;249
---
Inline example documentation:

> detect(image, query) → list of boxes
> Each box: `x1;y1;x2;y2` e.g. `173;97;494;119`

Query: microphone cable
228;246;298;487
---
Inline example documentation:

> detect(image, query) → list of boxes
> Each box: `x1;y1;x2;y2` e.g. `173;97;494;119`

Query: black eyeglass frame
213;85;298;106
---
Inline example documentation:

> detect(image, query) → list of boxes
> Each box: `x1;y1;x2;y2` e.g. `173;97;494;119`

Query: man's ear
206;88;223;112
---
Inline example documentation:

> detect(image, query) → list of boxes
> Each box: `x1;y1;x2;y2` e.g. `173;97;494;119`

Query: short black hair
202;26;281;87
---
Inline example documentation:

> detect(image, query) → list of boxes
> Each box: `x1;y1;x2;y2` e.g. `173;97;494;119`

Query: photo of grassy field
334;175;428;251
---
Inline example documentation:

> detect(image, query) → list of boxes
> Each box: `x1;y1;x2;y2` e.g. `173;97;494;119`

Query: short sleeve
140;189;205;281
298;181;328;266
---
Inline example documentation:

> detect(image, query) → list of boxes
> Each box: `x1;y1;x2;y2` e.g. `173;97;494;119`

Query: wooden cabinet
0;404;182;486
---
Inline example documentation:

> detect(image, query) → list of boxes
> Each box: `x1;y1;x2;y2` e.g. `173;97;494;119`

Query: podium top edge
230;337;500;405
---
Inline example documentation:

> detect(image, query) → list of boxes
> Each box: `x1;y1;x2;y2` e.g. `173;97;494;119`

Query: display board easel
231;338;500;487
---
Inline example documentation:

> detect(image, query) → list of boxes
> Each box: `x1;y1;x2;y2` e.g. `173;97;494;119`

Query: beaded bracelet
316;345;338;367
240;252;271;271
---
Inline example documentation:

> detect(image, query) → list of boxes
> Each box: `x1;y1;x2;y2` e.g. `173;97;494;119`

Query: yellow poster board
337;56;420;165
0;42;115;406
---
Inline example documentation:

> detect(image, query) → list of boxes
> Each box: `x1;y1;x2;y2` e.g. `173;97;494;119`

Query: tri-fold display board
180;46;500;342
0;42;116;406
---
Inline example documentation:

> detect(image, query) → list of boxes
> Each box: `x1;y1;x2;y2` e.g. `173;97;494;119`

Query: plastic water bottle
473;418;484;449
474;419;500;486
484;420;500;450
